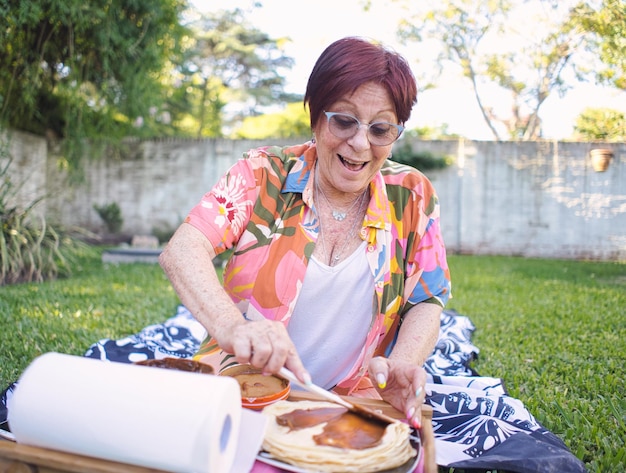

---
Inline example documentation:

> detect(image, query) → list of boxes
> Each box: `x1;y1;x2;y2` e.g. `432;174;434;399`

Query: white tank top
287;241;374;389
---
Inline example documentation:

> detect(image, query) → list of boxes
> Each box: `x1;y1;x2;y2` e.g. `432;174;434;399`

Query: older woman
159;36;451;429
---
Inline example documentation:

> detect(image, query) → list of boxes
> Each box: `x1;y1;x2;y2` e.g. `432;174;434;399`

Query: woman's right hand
216;317;310;383
160;223;310;385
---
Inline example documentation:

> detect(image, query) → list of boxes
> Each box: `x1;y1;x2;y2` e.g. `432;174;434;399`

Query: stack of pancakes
262;400;417;472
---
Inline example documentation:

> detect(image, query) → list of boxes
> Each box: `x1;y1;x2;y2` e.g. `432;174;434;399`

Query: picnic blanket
1;307;586;473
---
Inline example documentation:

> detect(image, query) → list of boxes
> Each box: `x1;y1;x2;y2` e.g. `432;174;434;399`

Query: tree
393;0;586;141
573;107;625;141
404;125;460;140
0;2;298;172
173;8;297;138
232;102;309;140
570;0;626;90
0;0;188;169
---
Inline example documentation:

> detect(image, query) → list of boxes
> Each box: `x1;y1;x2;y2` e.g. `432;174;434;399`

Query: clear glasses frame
323;111;404;146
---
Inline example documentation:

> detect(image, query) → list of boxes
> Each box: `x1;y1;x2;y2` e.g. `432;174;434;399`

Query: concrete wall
2;129;47;220
422;140;625;261
4;129;624;261
42;137;305;237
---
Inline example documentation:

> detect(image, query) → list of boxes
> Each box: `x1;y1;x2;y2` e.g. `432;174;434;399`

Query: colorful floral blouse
187;141;451;395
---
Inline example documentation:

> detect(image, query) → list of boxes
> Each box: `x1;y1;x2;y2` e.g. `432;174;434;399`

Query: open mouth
339;155;367;171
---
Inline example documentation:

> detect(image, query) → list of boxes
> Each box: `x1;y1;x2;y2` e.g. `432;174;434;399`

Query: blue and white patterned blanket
1;307;586;473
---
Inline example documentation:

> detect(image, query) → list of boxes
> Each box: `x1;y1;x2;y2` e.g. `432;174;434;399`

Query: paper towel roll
8;352;242;473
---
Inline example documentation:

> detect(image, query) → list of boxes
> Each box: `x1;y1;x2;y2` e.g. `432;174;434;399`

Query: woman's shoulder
241;142;315;181
380;158;433;188
244;142;313;163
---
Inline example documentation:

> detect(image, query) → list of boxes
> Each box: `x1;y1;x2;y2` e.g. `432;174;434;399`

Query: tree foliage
570;0;626;90
0;2;297;157
573;107;625;141
395;0;585;141
0;0;188;168
169;8;297;138
232;102;309;140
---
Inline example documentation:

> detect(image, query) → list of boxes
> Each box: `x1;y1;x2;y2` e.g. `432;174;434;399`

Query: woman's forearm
158;223;245;345
389;302;442;365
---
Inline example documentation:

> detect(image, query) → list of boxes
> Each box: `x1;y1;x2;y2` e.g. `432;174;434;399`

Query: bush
391;141;452;171
0;140;85;285
93;202;123;233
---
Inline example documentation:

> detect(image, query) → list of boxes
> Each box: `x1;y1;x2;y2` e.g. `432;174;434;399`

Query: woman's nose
347;124;371;150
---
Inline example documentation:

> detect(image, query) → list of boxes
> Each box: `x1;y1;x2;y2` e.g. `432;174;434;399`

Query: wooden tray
0;439;169;473
0;395;436;473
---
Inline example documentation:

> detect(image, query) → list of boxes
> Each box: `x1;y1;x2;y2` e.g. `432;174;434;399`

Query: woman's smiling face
313;82;398;196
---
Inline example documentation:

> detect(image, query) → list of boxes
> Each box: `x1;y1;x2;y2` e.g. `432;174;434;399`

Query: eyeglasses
324;111;404;146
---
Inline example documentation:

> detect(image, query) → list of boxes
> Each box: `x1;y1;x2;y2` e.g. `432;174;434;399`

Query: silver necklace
316;190;366;266
316;175;364;221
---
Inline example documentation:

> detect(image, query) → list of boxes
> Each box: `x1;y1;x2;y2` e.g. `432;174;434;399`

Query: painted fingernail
412;416;421;429
415;386;423;398
406;406;416;420
376;373;386;389
303;372;312;386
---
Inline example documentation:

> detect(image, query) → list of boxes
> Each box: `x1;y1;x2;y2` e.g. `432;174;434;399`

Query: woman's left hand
368;356;426;429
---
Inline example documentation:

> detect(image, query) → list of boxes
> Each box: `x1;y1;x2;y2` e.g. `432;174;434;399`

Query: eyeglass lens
327;113;401;146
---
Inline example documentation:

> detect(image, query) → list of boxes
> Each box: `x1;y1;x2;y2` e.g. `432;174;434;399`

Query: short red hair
304;36;417;129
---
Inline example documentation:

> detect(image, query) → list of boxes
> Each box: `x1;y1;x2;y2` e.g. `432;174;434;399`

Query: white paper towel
8;352;244;473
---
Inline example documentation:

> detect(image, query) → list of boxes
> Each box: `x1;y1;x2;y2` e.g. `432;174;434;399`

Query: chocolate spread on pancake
276;407;386;450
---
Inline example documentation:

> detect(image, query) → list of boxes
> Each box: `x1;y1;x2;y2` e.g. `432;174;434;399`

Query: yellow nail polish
376;373;386;389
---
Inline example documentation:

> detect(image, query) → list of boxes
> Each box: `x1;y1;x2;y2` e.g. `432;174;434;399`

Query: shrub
391;141;452;171
0;139;85;285
93;202;123;233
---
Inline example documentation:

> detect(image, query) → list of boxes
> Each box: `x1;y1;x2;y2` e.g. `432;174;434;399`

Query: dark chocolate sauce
276;407;386;450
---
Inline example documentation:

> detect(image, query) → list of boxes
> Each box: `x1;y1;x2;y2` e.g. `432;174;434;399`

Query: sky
192;0;626;140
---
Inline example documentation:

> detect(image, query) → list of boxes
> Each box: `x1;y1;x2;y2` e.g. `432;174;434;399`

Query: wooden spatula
278;367;397;425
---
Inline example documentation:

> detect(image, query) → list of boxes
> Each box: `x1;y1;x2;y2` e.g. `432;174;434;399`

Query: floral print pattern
186;141;451;394
200;172;250;237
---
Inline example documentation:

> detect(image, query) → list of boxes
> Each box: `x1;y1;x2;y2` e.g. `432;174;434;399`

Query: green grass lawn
1;248;624;472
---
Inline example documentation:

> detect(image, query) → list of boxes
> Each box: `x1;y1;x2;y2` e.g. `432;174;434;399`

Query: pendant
332;210;347;221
